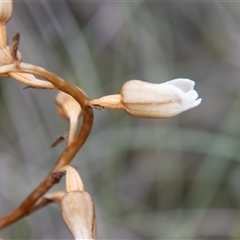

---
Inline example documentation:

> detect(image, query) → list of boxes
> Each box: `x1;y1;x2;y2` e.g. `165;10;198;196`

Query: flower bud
61;191;96;240
55;91;82;145
60;165;96;240
89;78;201;118
121;79;202;118
0;0;13;23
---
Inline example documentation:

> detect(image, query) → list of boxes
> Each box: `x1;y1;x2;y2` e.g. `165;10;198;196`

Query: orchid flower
89;78;201;118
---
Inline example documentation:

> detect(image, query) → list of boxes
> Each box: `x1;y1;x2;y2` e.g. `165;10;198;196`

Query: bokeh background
1;1;240;239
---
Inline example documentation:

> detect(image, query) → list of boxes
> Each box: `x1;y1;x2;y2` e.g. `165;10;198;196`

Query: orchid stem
0;62;94;229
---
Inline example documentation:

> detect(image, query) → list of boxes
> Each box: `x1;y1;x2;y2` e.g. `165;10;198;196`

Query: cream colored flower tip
121;78;202;118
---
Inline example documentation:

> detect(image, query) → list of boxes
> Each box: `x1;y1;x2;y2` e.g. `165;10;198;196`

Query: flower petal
162;78;195;92
182;98;202;112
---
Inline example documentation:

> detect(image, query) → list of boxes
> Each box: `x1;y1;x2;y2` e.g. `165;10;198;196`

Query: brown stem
0;63;94;229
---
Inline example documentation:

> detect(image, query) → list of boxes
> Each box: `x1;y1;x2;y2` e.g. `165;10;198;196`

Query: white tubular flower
89;78;201;118
121;78;202;118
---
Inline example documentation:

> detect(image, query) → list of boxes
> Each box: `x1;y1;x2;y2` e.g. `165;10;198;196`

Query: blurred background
1;1;240;239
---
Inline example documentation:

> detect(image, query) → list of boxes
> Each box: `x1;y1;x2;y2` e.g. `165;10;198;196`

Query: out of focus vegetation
1;1;240;239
